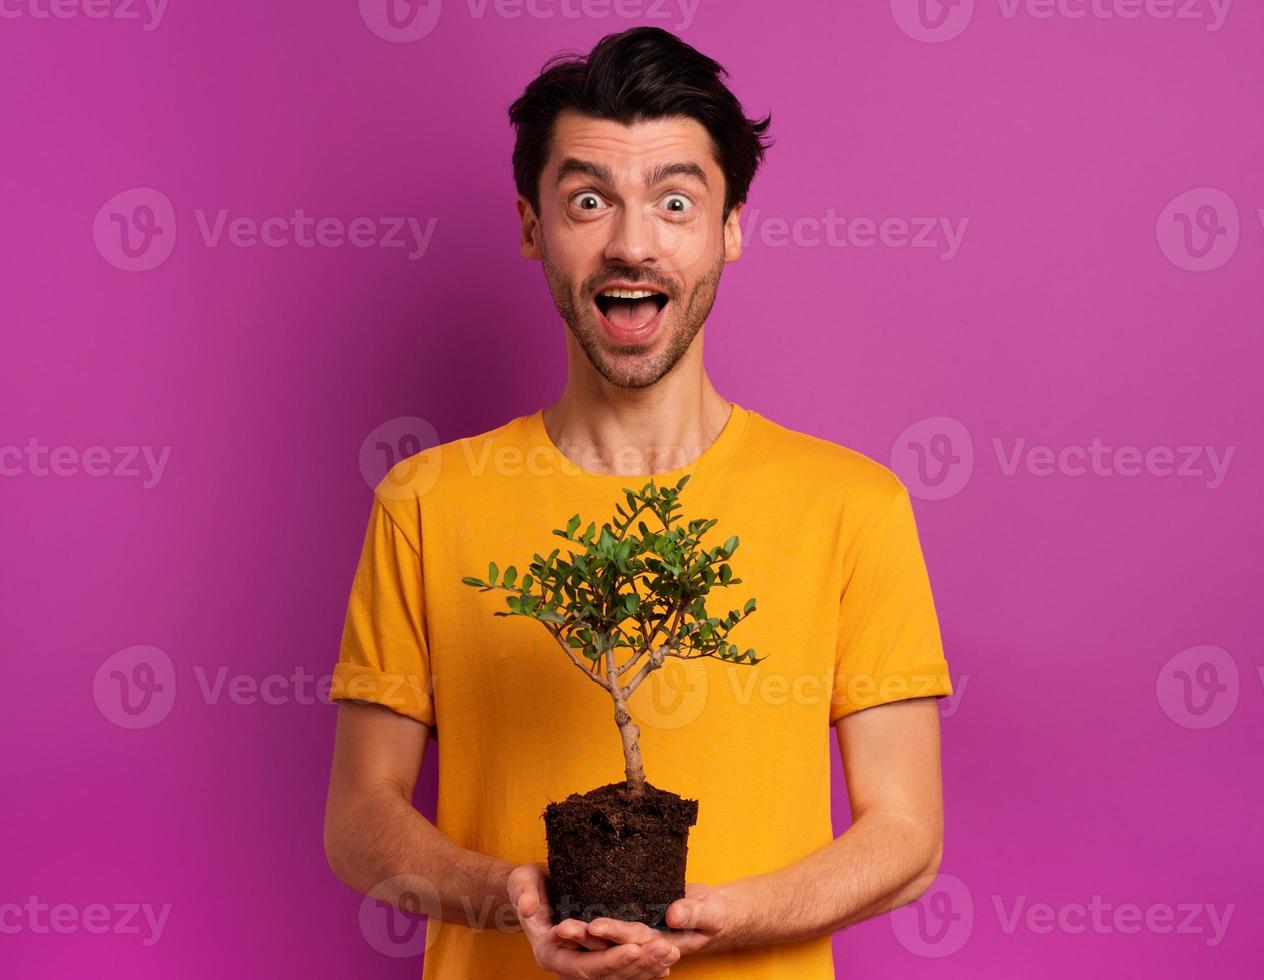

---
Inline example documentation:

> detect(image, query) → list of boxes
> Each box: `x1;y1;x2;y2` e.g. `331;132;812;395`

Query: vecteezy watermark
92;646;177;730
991;437;1233;488
358;0;701;43
891;0;1232;43
92;188;177;272
1156;645;1239;729
889;417;975;502
1156;187;1241;272
358;871;529;957
358;875;445;957
892;874;1235;955
633;664;964;731
737;209;970;261
1;439;171;489
0;897;172;946
891;872;974;957
891;418;1235;500
93;646;436;728
0;0;170;31
993;895;1234;947
359;417;443;501
93;188;438;271
360;415;759;495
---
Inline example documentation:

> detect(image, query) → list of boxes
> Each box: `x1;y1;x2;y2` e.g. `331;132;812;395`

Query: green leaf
744;598;756;614
460;576;484;587
567;514;581;537
488;562;499;585
722;535;739;557
719;564;732;585
503;566;517;588
522;574;533;591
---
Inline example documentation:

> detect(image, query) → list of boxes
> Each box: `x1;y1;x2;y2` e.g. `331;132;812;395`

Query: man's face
518;111;743;389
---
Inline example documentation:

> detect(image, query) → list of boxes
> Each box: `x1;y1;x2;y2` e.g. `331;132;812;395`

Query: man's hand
508;863;681;978
558;881;737;961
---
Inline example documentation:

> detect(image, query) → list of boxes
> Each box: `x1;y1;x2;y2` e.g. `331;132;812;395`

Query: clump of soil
543;780;699;928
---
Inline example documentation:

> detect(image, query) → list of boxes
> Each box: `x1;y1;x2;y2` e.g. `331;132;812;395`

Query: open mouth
593;287;670;340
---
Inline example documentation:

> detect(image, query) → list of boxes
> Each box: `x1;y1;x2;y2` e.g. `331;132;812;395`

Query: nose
602;204;659;268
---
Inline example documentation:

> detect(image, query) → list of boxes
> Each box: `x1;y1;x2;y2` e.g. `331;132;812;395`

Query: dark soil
542;779;699;929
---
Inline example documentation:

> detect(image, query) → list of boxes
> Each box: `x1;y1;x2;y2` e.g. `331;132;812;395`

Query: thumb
516;886;539;919
666;899;696;929
668;895;722;931
508;870;538;918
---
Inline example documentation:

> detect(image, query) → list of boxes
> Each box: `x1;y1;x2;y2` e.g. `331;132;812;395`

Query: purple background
2;0;1260;976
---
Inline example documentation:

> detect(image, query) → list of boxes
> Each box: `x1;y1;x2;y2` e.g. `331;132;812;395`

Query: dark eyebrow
645;161;708;189
555;158;614;187
554;158;709;190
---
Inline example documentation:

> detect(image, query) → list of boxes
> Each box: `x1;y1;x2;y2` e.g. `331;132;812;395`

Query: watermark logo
93;189;437;269
635;666;963;730
938;673;969;717
893;417;1234;500
1157;188;1240;272
890;417;975;501
633;658;709;730
994;894;1233;946
894;0;1231;40
1156;645;1238;729
738;209;970;260
192;209;436;259
891;0;975;43
360;417;443;500
93;188;177;272
0;898;172;946
0;0;170;31
92;645;177;730
1;440;171;488
358;875;443;957
94;649;437;728
891;872;974;956
359;0;700;41
996;0;1232;31
359;0;444;41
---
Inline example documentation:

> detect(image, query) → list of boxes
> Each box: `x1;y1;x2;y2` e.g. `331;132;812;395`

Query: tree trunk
613;701;645;795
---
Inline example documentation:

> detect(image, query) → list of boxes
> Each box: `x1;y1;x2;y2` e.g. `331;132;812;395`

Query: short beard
542;243;724;390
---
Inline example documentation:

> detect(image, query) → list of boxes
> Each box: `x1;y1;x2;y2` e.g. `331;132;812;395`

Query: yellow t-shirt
332;402;952;979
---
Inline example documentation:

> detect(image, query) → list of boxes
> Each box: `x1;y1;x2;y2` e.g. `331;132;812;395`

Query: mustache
586;270;677;299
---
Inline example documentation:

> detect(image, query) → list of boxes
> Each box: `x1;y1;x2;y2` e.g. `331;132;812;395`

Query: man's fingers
586;916;662;945
551;940;670;979
603;939;680;980
548;918;614;951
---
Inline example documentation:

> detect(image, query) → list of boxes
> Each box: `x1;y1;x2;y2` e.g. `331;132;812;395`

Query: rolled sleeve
831;485;953;723
330;492;435;727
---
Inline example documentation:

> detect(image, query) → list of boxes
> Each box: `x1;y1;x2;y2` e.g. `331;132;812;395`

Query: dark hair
508;26;773;222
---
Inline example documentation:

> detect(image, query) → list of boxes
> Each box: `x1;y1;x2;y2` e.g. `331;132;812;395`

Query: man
324;26;952;979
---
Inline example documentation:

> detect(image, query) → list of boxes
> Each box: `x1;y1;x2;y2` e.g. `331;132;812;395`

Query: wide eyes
662;194;692;214
568;191;694;215
573;192;606;212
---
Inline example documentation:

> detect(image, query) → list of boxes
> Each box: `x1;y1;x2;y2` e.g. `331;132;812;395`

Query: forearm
713;809;941;952
325;784;516;928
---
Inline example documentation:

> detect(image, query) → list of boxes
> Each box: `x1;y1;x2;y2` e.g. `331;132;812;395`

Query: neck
542;375;732;478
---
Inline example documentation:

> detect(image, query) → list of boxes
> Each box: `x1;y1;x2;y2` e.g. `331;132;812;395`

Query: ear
517;196;542;260
722;202;744;263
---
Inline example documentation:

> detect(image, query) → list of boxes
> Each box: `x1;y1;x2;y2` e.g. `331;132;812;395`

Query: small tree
461;473;766;796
